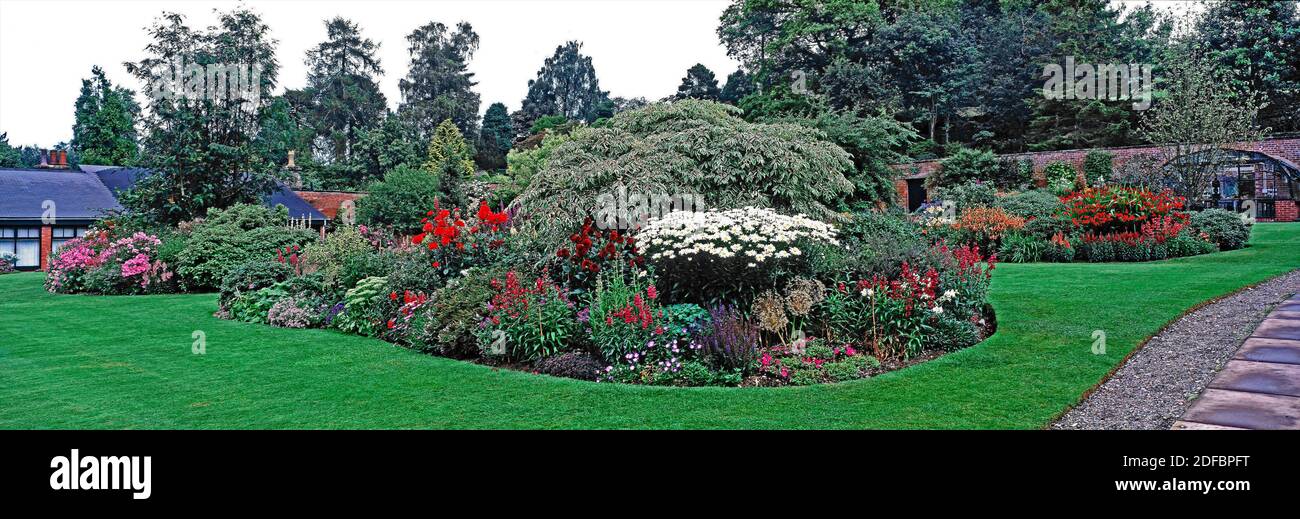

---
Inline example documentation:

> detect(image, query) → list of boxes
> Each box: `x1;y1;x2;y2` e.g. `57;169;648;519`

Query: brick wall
1277;200;1298;222
39;225;51;271
294;191;366;222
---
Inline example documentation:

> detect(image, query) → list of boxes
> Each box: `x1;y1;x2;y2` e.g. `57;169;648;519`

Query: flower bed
197;202;997;388
923;184;1244;264
46;230;177;294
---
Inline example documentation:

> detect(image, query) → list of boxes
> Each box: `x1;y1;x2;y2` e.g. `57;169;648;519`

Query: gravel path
1052;269;1300;430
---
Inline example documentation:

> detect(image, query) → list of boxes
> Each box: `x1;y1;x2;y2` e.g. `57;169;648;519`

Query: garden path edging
1173;293;1300;429
1051;269;1300;430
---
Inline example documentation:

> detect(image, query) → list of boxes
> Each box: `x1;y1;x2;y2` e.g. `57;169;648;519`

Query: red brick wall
294;191;366;221
1277;200;1298;222
39;225;51;272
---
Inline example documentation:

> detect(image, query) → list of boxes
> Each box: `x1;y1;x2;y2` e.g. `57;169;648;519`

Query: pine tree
518;41;608;132
304;17;387;163
477;102;513;171
71;66;140;166
397;21;481;140
423;119;476;204
675;63;721;100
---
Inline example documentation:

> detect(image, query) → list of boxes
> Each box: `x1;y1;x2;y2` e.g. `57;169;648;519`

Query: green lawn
3;223;1299;429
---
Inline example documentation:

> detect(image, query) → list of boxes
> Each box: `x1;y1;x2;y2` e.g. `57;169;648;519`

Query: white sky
0;0;740;147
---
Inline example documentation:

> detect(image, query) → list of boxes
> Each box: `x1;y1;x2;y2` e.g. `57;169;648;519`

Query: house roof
86;166;328;223
264;183;329;222
0;168;123;222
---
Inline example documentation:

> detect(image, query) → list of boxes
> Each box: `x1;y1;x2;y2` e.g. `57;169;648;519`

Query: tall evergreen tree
476;102;512;170
718;69;755;105
423;119;476;204
517;41;609;132
71;66;140;166
1195;0;1300;133
397;21;481;140
675;63;721;100
304;17;387;163
123;8;281;223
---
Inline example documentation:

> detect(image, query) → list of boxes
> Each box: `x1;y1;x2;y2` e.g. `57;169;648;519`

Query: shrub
268;296;320;328
357;165;443;234
228;284;291;324
219;260;291;310
0;253;15;274
951;206;1026;250
46;230;176;295
534;352;605;381
638;207;839;305
1044;161;1079;195
1083;150;1114;186
513;100;856;251
993;157;1033;190
929;148;998;188
1190;209;1251;251
177;204;317;290
300;226;375;286
549;216;643;296
995;190;1063;220
333;276;390;336
407;266;503;357
931;182;996;215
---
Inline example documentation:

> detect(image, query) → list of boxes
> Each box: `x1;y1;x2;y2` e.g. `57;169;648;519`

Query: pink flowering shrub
46;230;176;294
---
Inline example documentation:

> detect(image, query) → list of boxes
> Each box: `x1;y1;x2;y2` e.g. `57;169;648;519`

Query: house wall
294;191;366;223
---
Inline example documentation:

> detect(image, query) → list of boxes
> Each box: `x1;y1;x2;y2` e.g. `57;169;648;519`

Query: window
51;227;87;252
0;227;40;268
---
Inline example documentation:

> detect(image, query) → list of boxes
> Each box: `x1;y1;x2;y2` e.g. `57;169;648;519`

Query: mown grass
2;223;1298;429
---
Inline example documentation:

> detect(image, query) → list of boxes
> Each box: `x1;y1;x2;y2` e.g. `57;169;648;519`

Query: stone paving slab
1234;338;1300;365
1170;420;1246;430
1252;318;1300;340
1180;389;1300;429
1207;360;1300;397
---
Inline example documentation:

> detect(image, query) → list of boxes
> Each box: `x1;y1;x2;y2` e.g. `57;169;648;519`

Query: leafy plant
1190;208;1251;251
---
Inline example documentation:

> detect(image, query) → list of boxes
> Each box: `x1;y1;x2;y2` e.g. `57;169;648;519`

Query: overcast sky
0;0;740;147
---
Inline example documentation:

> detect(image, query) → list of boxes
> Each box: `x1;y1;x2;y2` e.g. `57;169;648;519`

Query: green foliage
422;119;476;203
397;21;481;139
993;157;1033;190
124;7;282;223
675;63;721;100
1191;209;1251;251
71;66;139;166
996;190;1064;220
476;102;513;170
356;166;442;234
218;260;291;309
529;115;569;135
300;226;373;286
718;69;754;105
408;266;503;357
303;17;387;166
585;270;661;363
514;100;855;251
0;133;23;167
333;276;389;336
930;148;998;188
931;182;996;215
176;204;317;290
998;233;1048;263
1083;151;1114;186
1044;161;1079;195
518;41;608;128
764;109;917;207
344;115;423;189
